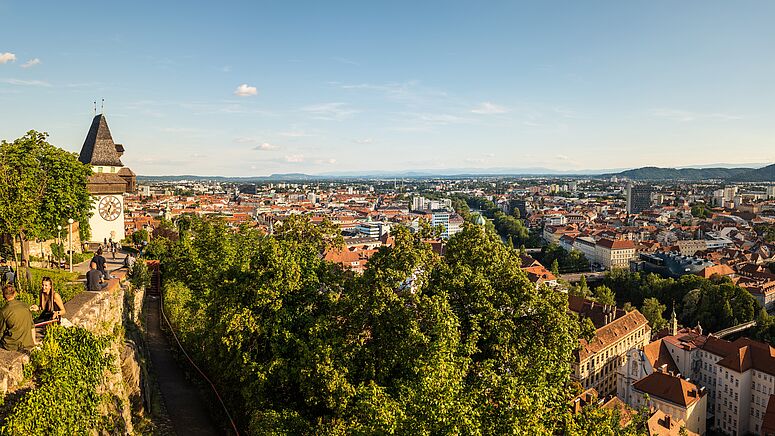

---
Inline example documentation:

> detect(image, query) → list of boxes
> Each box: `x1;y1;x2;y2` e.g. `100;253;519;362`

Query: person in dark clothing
0;259;8;285
3;266;15;286
86;261;107;291
91;248;109;280
0;284;34;351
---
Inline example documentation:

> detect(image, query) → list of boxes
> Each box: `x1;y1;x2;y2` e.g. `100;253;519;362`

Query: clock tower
78;114;136;244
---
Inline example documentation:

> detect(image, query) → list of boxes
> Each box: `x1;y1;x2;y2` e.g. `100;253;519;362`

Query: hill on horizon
730;163;775;182
606;164;775;182
604;166;752;181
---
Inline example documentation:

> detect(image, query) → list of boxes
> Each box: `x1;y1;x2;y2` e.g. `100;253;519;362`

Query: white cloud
234;83;258;97
302;102;359;120
407;112;468;125
464;153;496;164
20;58;40;68
555;154;570;160
284;154;305;163
0;78;51;87
354;138;374;144
332;57;359;66
278;130;311;138
315;158;337;164
234;137;256;144
471;102;508;115
254;143;278;151
651;108;742;122
337;80;448;105
0;52;16;64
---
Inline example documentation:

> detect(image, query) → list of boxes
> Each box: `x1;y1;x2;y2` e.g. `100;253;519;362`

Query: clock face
98;195;122;221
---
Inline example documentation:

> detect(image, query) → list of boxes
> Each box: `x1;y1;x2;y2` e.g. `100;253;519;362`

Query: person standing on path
91;248;109;280
0;284;35;351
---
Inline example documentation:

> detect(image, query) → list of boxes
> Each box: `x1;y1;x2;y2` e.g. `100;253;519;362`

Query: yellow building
570;296;651;396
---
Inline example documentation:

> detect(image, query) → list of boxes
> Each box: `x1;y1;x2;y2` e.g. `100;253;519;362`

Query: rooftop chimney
664;415;671;428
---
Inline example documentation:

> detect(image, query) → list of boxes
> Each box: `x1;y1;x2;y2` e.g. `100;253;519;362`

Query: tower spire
669;301;678;336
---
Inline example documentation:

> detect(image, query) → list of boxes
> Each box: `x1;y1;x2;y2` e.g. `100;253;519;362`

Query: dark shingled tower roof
78;114;124;167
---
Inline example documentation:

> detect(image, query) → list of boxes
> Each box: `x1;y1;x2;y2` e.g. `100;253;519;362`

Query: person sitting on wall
31;277;66;322
0;284;35;352
123;253;136;269
86;261;108;292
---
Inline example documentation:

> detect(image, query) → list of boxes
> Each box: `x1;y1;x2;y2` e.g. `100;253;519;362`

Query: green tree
551;259;560;276
155;215;618;434
690;204;709;218
641;298;667;332
594;285;616;306
0;131;92;281
131;229;149;245
579;275;588;294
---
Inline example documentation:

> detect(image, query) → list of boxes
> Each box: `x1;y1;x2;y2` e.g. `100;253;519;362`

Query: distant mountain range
137;163;775;182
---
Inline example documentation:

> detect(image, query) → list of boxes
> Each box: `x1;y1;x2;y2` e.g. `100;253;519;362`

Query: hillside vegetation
150;215;644;435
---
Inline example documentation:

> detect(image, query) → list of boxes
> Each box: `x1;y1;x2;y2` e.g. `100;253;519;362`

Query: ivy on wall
1;326;113;435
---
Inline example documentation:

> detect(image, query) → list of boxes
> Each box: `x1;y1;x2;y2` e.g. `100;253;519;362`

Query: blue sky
1;1;774;176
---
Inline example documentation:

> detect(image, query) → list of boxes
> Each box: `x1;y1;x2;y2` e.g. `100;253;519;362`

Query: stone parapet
0;270;127;395
66;270;127;334
0;349;28;394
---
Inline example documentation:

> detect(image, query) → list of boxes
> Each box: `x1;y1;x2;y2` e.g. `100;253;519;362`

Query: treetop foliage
603;269;759;333
157;215;632;434
0;131;93;243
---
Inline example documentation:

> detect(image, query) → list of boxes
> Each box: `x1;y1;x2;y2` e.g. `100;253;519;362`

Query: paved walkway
144;295;221;435
72;252;129;275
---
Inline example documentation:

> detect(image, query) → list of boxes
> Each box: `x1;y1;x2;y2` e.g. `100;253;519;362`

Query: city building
626;183;653;215
623;323;775;435
595;238;638;270
631;252;715;279
356;221;389;238
629;371;707;435
570;296;651;397
411;196;452;212
647;409;700;436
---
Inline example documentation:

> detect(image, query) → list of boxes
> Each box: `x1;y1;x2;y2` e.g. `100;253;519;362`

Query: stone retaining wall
0;269;140;433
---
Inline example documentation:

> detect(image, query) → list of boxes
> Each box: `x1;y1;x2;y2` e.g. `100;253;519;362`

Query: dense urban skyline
2;1;775;176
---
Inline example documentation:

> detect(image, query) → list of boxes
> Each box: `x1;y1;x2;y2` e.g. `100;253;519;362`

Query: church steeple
669;302;678;336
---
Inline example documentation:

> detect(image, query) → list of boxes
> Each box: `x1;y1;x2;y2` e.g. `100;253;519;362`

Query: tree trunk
18;230;32;287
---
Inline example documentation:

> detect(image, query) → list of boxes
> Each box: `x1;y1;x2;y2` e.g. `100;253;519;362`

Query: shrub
1;326;112;435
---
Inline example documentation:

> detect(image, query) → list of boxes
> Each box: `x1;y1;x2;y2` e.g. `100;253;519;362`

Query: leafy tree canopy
157;215;630;434
0;131;92;262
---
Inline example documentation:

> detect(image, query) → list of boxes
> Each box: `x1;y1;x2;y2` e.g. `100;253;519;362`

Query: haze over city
2;1;775;176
